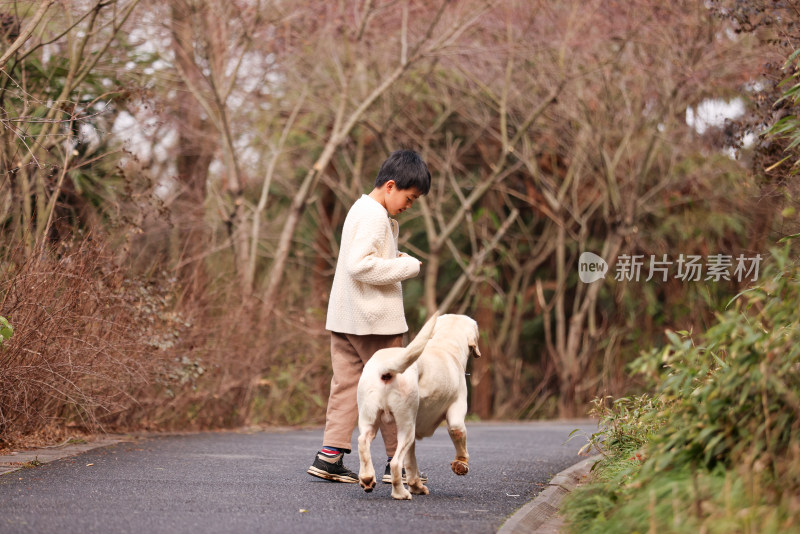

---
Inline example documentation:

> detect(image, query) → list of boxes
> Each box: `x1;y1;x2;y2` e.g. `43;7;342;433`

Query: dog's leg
446;399;470;475
357;409;381;492
406;441;429;495
390;413;415;500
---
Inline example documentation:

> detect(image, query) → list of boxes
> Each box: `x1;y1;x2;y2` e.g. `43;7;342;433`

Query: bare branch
0;1;56;71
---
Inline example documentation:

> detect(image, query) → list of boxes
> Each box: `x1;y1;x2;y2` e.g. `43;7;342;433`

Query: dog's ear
469;320;481;358
470;342;482;358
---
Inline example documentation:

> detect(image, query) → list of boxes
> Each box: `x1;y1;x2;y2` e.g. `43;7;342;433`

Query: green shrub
564;244;800;533
635;244;800;476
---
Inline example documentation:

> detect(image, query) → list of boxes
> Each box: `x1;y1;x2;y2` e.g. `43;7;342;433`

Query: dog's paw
360;476;376;492
451;459;469;475
391;488;413;500
410;483;429;495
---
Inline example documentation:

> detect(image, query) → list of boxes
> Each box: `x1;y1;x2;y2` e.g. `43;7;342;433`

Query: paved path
0;421;596;534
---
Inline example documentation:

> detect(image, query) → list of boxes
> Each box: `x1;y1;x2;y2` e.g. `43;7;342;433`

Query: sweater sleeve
345;213;420;285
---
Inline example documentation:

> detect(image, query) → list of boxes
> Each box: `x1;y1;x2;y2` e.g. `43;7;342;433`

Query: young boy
307;150;431;483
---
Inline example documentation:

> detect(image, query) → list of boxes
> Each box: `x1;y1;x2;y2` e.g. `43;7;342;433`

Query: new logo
578;252;608;283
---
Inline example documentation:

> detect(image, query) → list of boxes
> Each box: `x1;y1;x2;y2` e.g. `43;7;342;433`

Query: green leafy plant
634;244;800;475
0;317;13;347
572;394;666;486
564;395;667;530
764;48;800;172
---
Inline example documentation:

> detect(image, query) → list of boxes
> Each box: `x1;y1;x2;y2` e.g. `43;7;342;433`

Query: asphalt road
0;421;597;534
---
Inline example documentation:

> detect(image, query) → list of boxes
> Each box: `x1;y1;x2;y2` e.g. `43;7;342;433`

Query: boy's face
384;180;422;216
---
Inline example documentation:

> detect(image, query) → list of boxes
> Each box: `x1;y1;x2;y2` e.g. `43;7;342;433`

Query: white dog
356;312;481;500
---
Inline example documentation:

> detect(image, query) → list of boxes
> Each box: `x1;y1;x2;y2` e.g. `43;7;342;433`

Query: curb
498;454;601;534
0;435;131;476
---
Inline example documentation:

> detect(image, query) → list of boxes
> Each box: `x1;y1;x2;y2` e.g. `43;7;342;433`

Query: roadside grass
563;244;800;533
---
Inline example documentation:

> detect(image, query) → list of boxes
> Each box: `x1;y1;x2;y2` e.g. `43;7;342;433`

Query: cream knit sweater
326;195;420;335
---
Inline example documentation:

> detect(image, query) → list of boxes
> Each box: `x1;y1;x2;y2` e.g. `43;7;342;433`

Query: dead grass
0;234;332;449
0;236;171;446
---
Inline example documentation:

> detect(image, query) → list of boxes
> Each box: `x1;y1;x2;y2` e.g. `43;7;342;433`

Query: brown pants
323;331;403;456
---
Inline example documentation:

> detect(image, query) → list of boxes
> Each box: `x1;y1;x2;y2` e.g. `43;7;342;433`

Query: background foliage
0;0;795;447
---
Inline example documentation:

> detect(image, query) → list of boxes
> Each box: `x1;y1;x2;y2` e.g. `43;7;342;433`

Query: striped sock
320;446;343;457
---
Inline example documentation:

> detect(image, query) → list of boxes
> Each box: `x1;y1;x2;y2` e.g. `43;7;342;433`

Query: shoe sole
307;466;358;483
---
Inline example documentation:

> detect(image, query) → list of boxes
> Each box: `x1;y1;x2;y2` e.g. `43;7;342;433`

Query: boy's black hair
374;150;431;195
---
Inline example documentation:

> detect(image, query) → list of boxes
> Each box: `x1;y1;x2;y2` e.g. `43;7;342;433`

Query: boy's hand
399;252;422;268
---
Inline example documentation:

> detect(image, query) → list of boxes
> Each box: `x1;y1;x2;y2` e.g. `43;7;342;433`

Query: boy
307;150;431;483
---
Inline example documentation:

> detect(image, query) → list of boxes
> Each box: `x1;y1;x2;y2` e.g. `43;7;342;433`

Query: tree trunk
170;1;215;295
312;183;338;306
471;280;494;419
556;232;624;417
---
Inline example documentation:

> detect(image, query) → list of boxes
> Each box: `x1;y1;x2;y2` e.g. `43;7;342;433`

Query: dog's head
434;314;481;359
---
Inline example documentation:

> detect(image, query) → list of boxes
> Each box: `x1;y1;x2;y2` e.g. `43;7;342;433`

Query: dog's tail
380;311;439;378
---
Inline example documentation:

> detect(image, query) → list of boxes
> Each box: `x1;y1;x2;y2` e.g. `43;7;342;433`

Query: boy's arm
346;218;420;285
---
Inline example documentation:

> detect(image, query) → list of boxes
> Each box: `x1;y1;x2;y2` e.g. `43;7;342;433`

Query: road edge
0;435;132;476
0;425;317;477
497;454;601;534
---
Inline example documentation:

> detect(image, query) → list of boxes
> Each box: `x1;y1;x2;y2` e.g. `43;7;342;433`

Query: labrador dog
356;312;481;500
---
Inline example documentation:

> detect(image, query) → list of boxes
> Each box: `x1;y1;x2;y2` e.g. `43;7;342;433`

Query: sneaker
307;452;358;483
382;462;428;484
